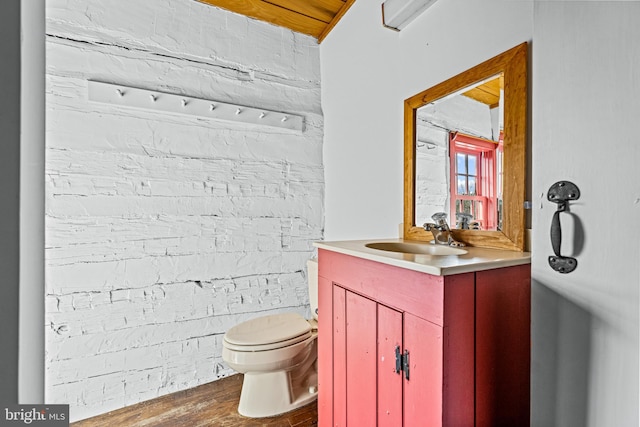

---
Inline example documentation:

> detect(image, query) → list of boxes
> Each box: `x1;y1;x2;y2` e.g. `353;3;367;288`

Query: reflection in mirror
404;42;528;251
415;74;504;231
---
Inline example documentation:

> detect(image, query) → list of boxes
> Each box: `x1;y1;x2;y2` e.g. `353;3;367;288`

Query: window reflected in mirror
414;74;504;231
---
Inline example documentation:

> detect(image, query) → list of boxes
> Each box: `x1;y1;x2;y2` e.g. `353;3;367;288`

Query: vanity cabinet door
334;288;407;427
332;287;377;427
377;304;403;427
335;286;445;427
377;303;445;427
403;312;443;427
344;290;377;427
331;285;347;426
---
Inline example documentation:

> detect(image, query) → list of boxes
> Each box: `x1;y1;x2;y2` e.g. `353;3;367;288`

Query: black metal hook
547;181;580;273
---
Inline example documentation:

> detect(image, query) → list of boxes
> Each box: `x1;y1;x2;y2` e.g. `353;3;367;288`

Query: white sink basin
365;241;468;256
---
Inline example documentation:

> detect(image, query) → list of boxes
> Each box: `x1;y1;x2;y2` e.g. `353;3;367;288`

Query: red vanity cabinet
317;248;530;427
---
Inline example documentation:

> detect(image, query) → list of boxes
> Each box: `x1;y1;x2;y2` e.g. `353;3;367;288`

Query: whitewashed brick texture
44;0;323;421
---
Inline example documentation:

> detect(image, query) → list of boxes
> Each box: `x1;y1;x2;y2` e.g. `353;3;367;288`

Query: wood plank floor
71;374;318;427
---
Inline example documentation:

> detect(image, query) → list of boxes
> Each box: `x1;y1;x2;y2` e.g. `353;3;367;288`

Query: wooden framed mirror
404;42;527;251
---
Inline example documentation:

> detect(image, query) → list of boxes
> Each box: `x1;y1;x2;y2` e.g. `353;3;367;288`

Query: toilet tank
307;259;318;320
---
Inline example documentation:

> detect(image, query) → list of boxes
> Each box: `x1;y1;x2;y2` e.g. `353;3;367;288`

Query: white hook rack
88;81;305;132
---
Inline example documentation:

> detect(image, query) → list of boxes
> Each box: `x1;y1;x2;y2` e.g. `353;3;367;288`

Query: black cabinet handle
547;181;580;273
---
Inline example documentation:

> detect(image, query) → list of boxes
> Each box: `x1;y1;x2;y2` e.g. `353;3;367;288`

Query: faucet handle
455;212;473;229
431;212;448;221
431;212;450;230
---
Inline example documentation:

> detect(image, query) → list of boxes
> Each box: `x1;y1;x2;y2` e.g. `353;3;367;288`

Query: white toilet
221;259;319;418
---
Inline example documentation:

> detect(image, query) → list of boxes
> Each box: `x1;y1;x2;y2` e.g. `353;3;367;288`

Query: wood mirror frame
404;42;528;251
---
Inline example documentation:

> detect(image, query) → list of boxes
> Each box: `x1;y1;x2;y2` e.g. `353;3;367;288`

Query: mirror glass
415;73;504;231
404;43;527;251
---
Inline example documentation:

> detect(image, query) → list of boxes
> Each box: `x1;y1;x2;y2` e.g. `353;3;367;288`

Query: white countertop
314;238;531;276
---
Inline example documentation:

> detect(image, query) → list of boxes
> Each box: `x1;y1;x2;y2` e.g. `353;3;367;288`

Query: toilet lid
224;313;311;347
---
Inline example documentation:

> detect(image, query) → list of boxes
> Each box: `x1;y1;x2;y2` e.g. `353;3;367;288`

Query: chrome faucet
423;212;466;247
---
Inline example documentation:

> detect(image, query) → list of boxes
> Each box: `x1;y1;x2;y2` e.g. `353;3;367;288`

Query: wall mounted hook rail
547;180;580;273
87;81;305;132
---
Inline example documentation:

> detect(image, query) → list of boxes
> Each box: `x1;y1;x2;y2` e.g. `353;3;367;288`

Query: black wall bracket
547;181;580;273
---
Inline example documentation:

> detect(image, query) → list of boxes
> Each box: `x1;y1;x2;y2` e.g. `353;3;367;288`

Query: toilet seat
223;313;312;352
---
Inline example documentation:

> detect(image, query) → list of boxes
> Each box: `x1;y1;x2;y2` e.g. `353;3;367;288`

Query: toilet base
237;353;318;418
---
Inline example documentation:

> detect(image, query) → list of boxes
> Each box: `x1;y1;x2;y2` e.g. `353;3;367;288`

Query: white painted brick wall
44;0;323;421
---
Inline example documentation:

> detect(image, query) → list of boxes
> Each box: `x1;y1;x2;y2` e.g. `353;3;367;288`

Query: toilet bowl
221;260;319;418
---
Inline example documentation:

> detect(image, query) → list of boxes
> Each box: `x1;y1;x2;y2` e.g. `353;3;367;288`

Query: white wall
321;0;533;240
322;0;639;425
45;0;323;421
531;2;639;426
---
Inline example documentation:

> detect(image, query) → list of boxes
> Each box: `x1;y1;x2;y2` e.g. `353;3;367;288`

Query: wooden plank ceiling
197;0;356;43
462;75;503;109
